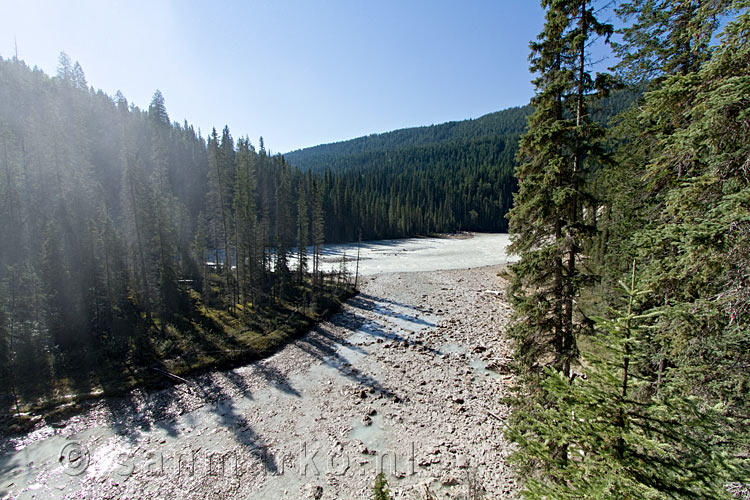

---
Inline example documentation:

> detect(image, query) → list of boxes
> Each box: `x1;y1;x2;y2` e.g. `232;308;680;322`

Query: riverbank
1;263;517;499
1;280;355;437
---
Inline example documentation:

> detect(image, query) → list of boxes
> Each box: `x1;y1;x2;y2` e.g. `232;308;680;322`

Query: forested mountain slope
291;89;638;242
285;105;532;172
0;55;342;415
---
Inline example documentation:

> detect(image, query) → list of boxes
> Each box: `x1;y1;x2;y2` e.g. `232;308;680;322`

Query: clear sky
1;1;612;153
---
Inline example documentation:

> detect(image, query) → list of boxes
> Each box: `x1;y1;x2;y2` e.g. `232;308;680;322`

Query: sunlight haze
2;0;544;152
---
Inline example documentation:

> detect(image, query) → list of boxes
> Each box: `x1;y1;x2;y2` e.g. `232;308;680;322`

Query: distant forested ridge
286;107;530;241
0;54;340;414
285;106;532;172
286;91;638;242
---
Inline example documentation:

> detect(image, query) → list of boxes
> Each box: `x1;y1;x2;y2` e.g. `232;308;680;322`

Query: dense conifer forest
289;90;637;242
0;54;346;416
1;1;749;497
503;0;750;497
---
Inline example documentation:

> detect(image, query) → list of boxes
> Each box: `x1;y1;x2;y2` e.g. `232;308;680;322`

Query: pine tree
296;178;310;285
206;128;232;306
121;152;153;316
56;51;72;81
274;163;294;294
0;287;10;391
372;472;392;500
148;89;170;126
507;265;744;498
234;138;258;305
629;1;750;422
507;0;613;382
193;211;209;301
72;61;87;90
311;178;325;288
505;0;615;481
613;0;732;81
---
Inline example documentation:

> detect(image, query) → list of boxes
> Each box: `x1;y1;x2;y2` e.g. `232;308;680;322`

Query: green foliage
0;55;336;410
613;0;732;82
507;0;613;382
286;89;637;244
318;135;520;241
285;106;532;171
508;267;744;498
372;472;393;500
625;2;750;427
509;1;750;498
284;105;530;241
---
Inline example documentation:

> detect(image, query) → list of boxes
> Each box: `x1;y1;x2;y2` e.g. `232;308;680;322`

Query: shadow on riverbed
293;291;440;403
196;376;280;473
0;287;440;496
247;362;301;398
348;293;436;336
296;325;401;401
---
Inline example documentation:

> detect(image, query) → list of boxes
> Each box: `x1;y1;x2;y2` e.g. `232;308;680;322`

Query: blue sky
1;1;618;153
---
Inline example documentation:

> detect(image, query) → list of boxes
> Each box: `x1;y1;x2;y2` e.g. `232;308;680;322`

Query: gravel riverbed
1;262;518;500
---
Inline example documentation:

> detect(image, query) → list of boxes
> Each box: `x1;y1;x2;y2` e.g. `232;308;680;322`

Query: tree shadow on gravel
246;362;301;398
197;376;279;474
291;288;448;403
348;293;435;329
339;294;441;356
295;327;400;401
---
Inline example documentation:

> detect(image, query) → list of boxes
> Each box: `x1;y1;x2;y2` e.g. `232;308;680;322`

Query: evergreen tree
274;163;294;293
627;0;750;423
206;128;232;304
504;0;615;483
148;89;170;126
311;178;325;287
234;138;258;305
193;211;209;300
72;61;87;90
296;177;310;285
56;51;73;81
507;0;613;382
613;0;732;81
507;265;743;498
121;152;153;316
372;473;393;500
0;286;10;387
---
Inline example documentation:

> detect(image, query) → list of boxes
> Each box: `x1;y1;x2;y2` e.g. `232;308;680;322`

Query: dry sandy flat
1;240;518;500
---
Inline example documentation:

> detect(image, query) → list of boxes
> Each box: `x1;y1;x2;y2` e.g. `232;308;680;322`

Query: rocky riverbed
1;263;517;499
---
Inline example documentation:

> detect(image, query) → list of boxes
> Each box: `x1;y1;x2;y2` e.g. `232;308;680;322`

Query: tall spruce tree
234;137;259;305
507;0;613;381
505;0;614;482
207;128;233;305
628;0;749;427
296;177;310;285
574;2;750;497
613;0;732;81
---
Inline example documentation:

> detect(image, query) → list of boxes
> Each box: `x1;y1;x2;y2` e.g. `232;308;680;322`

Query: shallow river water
315;233;515;276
